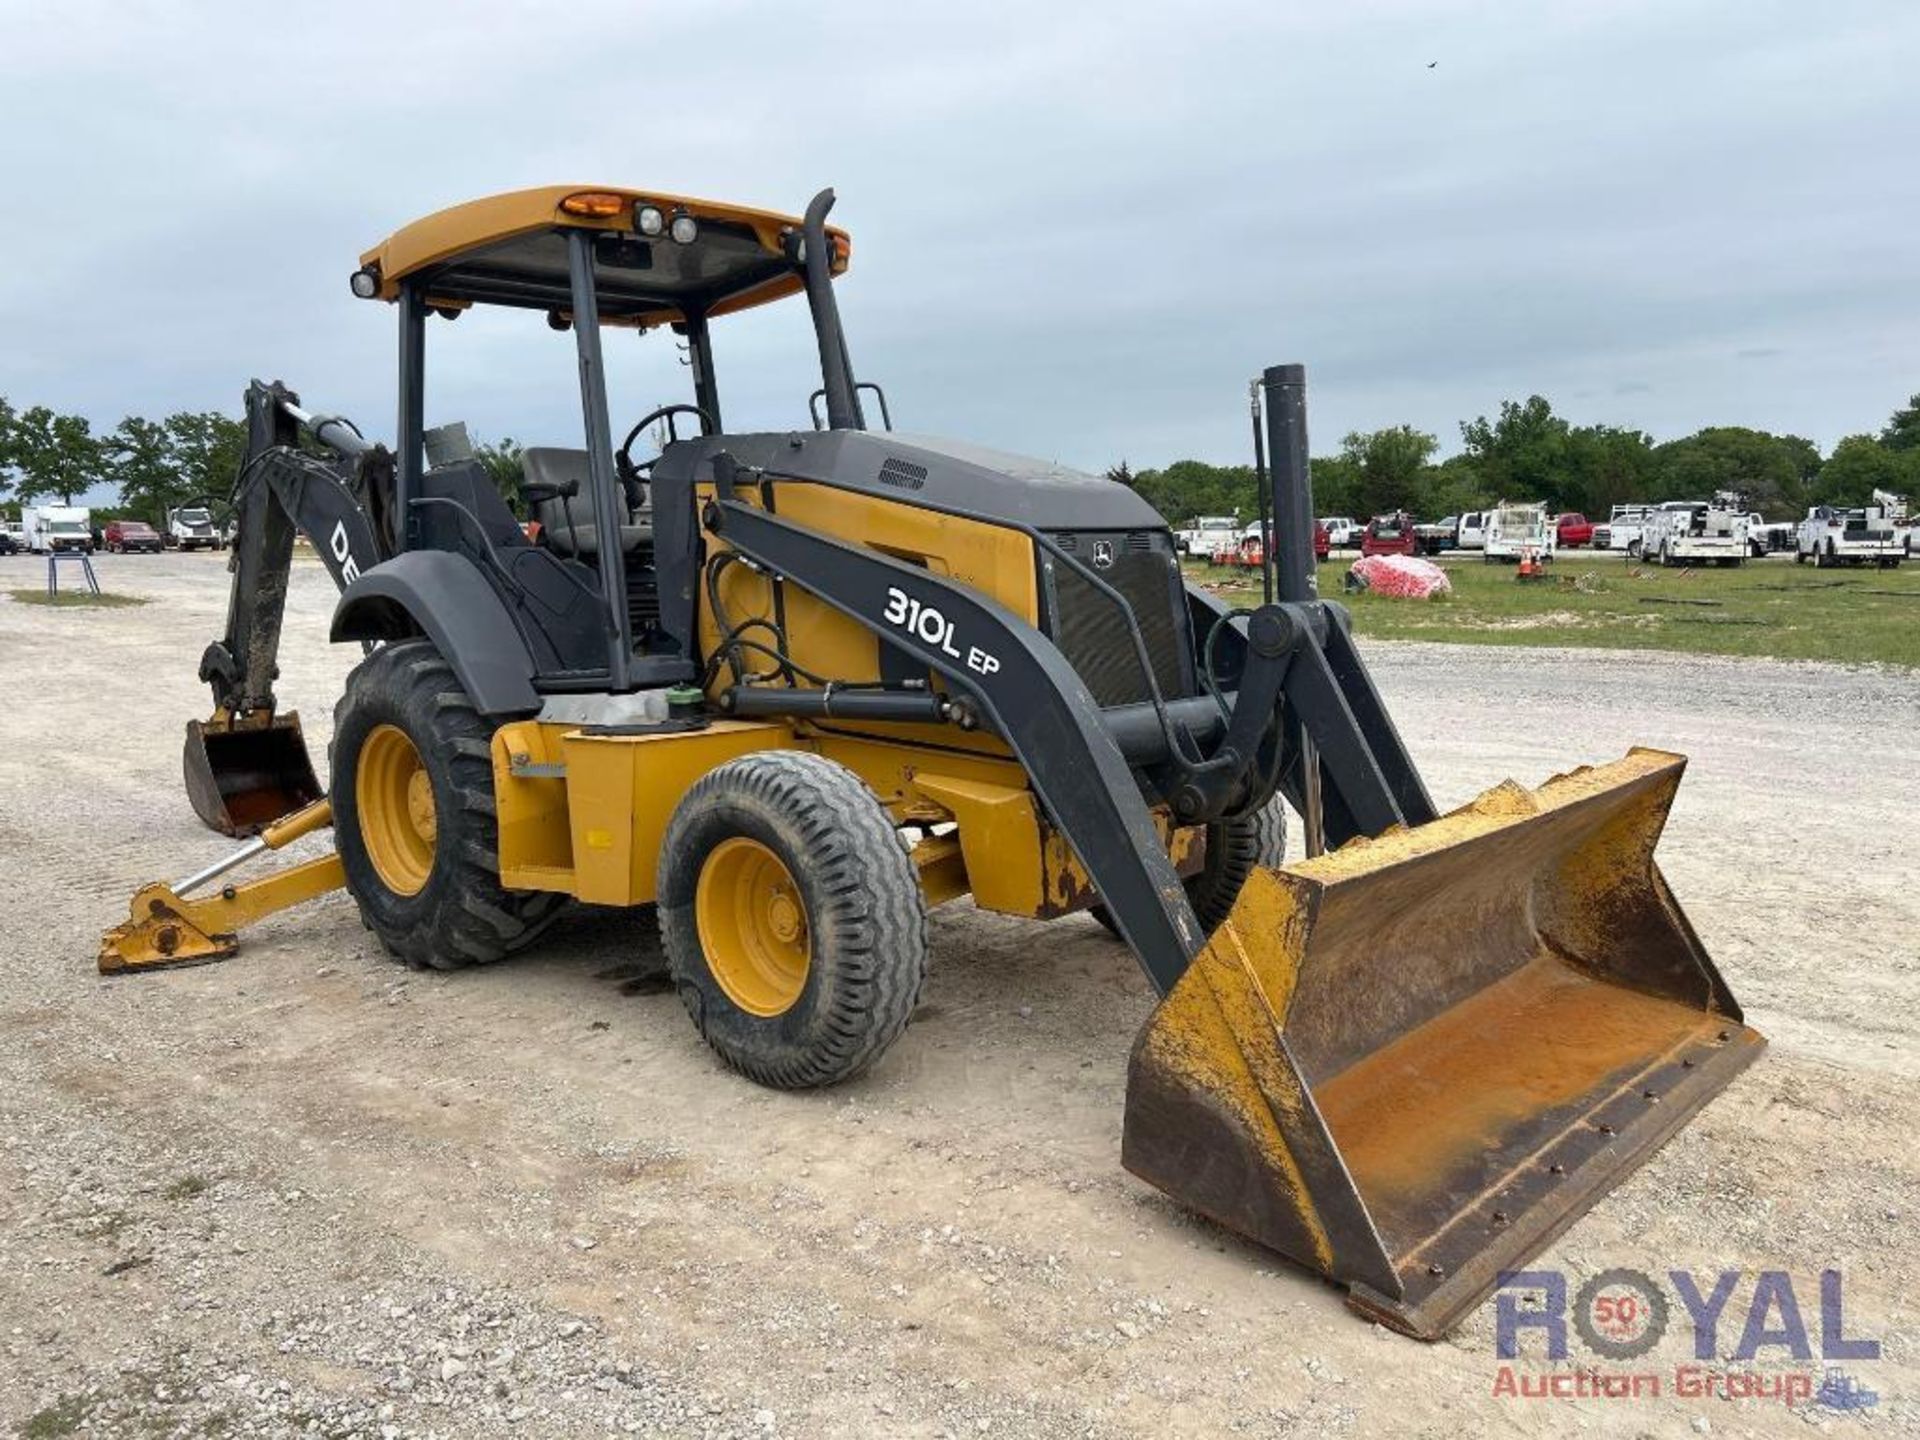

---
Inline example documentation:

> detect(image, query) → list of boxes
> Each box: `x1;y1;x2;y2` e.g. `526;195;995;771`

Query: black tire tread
332;640;565;970
1091;798;1288;940
659;750;926;1089
1184;799;1289;932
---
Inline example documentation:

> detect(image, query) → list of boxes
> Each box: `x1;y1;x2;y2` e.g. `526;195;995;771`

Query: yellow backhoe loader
103;185;1763;1337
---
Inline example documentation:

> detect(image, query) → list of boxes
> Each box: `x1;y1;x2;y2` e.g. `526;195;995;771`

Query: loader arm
185;380;392;835
703;470;1438;998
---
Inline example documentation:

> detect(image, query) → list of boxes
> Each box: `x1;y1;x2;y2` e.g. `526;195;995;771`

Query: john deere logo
1091;540;1115;568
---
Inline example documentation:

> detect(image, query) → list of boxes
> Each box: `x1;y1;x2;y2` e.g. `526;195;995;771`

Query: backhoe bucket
183;713;323;837
1123;748;1763;1339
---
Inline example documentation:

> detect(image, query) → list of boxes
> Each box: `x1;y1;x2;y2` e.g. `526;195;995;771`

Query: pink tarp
1347;554;1452;599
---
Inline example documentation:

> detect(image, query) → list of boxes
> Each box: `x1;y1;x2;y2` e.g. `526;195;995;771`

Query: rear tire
332;640;566;969
1092;798;1288;941
659;751;927;1089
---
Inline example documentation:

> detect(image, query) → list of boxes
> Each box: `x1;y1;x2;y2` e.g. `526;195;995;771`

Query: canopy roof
355;186;849;328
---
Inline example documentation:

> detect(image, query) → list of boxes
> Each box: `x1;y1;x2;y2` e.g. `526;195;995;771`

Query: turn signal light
560;191;627;218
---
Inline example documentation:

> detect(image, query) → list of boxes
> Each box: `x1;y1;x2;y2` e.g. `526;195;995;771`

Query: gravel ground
1;551;1913;1439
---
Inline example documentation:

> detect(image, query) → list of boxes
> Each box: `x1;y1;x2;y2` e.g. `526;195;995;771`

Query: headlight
349;268;380;299
669;209;698;245
634;204;665;238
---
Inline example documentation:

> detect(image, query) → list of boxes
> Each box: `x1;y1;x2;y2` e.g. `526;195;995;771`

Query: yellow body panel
697;480;1039;763
494;719;792;905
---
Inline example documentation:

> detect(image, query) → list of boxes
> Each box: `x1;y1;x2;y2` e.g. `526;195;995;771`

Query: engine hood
660;429;1169;534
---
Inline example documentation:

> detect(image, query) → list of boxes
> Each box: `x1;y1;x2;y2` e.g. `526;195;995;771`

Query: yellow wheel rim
695;837;811;1017
357;723;436;897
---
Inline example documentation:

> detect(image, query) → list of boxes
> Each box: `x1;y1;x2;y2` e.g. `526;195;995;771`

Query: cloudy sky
2;0;1915;498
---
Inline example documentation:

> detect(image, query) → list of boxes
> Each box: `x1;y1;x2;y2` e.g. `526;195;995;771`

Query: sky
2;0;1916;507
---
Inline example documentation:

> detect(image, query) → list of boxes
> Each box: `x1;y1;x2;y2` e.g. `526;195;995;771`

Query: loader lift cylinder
1259;362;1327;853
1261;363;1316;604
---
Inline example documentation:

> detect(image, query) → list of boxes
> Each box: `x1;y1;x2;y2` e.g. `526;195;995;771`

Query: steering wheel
616;404;716;503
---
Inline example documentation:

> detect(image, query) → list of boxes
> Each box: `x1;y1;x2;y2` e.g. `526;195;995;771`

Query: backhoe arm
184;380;391;835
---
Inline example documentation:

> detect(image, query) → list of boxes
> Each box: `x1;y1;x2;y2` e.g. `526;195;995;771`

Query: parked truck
1742;512;1796;557
167;505;223;551
24;505;94;554
1796;504;1905;568
1483;501;1553;564
1640;498;1749;567
1872;488;1915;556
1594;503;1654;553
1174;515;1239;558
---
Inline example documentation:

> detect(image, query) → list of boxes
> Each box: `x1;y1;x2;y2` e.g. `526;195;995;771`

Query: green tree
10;405;106;505
1879;394;1920;453
165;410;247;504
1418;454;1491;518
1308;453;1362;518
1459;396;1573;507
1339;425;1437;517
1125;460;1253;525
1561;424;1657;516
1652;427;1819;518
473;435;528;517
1816;435;1915;507
111;415;185;523
0;396;18;506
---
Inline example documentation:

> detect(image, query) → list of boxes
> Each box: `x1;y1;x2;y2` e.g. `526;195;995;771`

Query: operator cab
350;186;862;691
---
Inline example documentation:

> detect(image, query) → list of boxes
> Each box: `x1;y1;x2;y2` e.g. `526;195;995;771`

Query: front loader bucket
1123;748;1763;1339
184;713;323;837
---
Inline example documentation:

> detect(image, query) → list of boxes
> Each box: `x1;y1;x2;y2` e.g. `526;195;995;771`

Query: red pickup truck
1554;512;1594;548
1360;513;1419;557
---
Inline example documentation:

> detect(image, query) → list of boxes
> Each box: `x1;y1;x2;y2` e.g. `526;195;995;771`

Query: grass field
6;589;147;609
1187;552;1920;668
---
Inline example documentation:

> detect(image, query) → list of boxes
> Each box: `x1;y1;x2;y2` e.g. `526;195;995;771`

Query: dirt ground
1;551;1913;1439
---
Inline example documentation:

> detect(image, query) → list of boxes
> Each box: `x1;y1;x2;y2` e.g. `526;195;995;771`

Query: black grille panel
878;456;928;490
1046;531;1190;706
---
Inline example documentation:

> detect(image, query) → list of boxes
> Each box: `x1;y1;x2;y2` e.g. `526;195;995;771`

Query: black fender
331;551;541;716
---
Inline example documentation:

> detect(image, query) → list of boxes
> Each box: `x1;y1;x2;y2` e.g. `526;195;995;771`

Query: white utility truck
1483;502;1552;563
1639;498;1749;567
1594;504;1654;553
1796;504;1904;568
1175;515;1240;558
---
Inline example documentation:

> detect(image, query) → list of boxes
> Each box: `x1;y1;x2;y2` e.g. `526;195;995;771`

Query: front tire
332;640;565;969
1093;798;1288;941
659;751;927;1089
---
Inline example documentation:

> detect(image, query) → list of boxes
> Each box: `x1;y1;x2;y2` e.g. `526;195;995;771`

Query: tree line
1115;392;1920;526
0;396;532;524
5;388;1916;529
0;397;247;521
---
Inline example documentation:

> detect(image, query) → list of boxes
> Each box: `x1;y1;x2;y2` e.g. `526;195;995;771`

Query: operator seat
523;447;651;557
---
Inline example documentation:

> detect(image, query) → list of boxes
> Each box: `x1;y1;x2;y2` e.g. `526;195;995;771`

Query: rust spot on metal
1313;957;1708;1228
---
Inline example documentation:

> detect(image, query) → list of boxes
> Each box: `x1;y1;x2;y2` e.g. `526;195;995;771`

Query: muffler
1122;748;1763;1339
183;712;323;837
